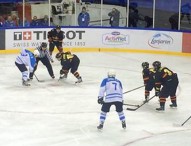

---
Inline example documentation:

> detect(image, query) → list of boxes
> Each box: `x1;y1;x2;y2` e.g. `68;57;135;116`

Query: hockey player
15;48;38;86
29;42;55;79
97;69;126;130
152;61;179;111
142;62;156;103
55;51;82;83
48;25;64;56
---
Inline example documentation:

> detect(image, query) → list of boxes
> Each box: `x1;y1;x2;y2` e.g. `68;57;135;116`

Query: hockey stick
126;95;156;111
173;116;191;127
181;116;191;126
123;103;140;107
58;76;65;82
123;85;144;94
58;77;62;82
34;74;45;82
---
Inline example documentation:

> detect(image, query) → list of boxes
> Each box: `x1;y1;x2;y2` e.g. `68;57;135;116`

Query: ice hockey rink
0;52;191;146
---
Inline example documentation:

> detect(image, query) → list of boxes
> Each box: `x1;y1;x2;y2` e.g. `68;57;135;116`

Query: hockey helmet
56;25;61;30
33;50;40;57
152;61;161;71
55;52;62;61
142;62;149;69
41;42;47;48
108;69;116;78
65;51;71;55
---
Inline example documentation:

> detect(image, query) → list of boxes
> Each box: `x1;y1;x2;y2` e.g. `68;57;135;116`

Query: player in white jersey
15;49;38;86
97;69;126;130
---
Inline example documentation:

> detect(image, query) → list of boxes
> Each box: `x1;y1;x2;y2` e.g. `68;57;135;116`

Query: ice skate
143;95;149;103
143;98;149;103
22;80;30;86
122;121;126;129
156;106;165;111
59;74;67;80
169;103;177;108
75;76;82;84
97;123;103;130
27;78;31;81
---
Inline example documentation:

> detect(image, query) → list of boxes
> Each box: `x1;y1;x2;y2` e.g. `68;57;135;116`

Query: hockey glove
60;69;64;75
98;97;104;104
48;37;53;42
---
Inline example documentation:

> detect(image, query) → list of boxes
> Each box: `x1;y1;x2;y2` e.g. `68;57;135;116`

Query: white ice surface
0;52;191;146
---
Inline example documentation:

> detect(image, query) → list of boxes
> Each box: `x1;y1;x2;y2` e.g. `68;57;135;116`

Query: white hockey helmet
33;50;40;57
108;69;116;77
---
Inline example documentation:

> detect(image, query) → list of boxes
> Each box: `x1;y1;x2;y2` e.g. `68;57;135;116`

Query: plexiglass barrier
0;0;190;30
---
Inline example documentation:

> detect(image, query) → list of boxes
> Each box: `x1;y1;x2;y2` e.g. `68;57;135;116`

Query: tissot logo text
23;31;32;40
14;31;47;41
14;32;22;40
13;30;85;41
14;31;33;40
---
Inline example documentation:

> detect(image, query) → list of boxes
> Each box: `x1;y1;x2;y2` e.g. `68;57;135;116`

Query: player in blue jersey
97;69;126;130
15;48;38;86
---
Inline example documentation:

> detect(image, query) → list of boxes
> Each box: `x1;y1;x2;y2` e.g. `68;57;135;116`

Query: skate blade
97;128;103;132
173;123;183;127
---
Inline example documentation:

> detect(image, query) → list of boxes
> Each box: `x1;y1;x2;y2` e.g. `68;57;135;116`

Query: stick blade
173;123;183;127
126;108;137;111
123;104;140;107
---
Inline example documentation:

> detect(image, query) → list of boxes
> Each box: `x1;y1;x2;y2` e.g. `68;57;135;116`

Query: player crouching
15;49;39;86
55;51;82;83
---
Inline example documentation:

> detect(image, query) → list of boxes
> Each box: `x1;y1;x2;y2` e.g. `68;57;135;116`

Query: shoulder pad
149;68;155;73
159;67;164;71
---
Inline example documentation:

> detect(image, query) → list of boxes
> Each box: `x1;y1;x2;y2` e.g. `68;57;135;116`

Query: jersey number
112;83;117;90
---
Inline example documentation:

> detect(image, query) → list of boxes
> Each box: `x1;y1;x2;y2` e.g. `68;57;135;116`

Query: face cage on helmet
42;47;47;50
142;62;149;68
56;53;62;61
56;57;61;61
153;65;160;71
108;75;115;78
142;65;148;69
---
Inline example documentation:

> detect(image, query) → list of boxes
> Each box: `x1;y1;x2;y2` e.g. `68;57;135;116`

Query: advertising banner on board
5;28;182;52
0;29;5;50
182;32;191;53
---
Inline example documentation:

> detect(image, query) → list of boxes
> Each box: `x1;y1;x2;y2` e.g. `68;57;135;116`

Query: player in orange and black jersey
48;25;64;56
142;62;156;103
152;61;179;111
55;51;82;83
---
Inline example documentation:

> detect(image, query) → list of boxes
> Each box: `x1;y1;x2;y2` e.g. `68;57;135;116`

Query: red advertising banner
182;33;191;53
